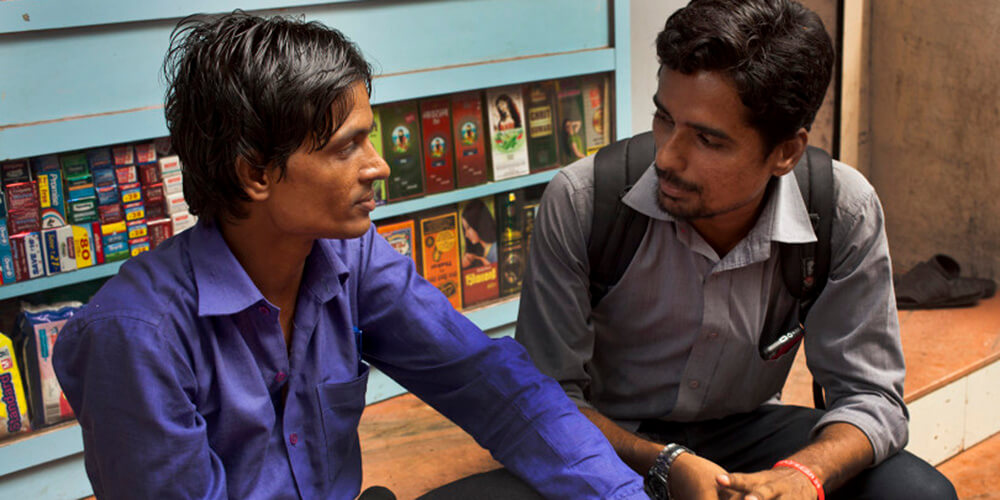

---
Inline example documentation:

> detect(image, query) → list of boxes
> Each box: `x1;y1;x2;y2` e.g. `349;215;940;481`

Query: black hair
656;0;834;151
163;10;373;222
493;94;522;129
462;198;497;245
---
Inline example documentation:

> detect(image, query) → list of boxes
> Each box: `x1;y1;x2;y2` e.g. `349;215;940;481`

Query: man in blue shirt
52;12;646;500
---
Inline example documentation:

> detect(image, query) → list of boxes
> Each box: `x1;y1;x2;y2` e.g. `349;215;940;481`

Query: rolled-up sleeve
355;224;646;500
804;172;908;465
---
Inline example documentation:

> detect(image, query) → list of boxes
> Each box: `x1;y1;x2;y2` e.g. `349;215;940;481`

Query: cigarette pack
112;145;134;166
162;172;184;195
65;175;96;202
86;148;113;171
71;224;98;269
138;163;160;186
95;184;120;206
419;98;456;194
369;107;386;206
10;232;44;281
120;182;142;204
114;165;138;186
165;192;189;215
451;91;490;188
67;197;98;225
59;154;90;179
523;81;561;172
1;161;31;186
158;156;182;176
92;167;116;188
419;210;463;310
459;197;499;307
380;100;425;201
16;303;81;427
134;142;157;165
486;86;530;181
41;226;76;275
0;223;16;284
148;218;173;249
0;332;30;438
98;203;124;224
171;211;197;234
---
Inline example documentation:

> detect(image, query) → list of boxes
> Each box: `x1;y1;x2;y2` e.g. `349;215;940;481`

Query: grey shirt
515;155;907;465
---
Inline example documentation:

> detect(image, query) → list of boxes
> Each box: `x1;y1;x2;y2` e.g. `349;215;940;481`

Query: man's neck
689;188;770;258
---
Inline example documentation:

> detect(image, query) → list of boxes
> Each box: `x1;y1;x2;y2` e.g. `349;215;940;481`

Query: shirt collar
190;222;350;317
621;162;817;245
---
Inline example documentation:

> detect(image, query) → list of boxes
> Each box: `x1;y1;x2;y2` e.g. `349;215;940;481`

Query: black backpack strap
777;145;834;409
588;131;655;308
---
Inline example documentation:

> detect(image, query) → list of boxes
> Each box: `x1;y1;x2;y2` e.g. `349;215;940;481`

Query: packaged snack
0;332;30;438
16;302;81;428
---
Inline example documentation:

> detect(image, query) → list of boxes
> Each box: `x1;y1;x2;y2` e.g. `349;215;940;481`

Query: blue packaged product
41;226;76;276
15;302;81;428
86;148;113;171
92;167;116;188
96;184;119;205
35;166;66;228
0;222;15;284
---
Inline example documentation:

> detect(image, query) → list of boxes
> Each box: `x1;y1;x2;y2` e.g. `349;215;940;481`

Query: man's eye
698;134;722;149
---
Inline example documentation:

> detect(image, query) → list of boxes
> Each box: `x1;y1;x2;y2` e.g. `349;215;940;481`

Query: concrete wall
868;1;1000;277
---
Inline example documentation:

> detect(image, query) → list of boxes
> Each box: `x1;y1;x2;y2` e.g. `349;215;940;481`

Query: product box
112;145;135;166
171;211;197;234
5;181;39;213
376;217;420;270
32;158;67;229
126;220;148;241
71;224;99;269
101;221;130;263
369;107;387;206
380;101;425;201
451;91;490;188
98;203;124;224
16;303;80;428
459;197;499;307
114;165;138;186
523;81;561;172
582;74;611;155
162;172;184;196
0;222;16;284
143;184;166;219
0;333;30;438
521;185;545;254
86;148;113;172
557;77;589;165
486;86;530;181
92;167;116;188
1;160;31;186
120;182;142;205
165;192;189;215
41;225;76;276
65;175;96;203
10;232;45;281
95;184;120;206
419;98;456;194
495;190;528;297
129;237;151;257
158;155;182;176
67;197;98;225
137;163;161;186
148;218;173;249
123;202;145;223
419;210;463;310
59;154;90;179
134;142;157;165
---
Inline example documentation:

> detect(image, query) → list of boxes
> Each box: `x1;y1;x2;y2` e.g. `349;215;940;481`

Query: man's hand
668;452;739;500
716;468;817;500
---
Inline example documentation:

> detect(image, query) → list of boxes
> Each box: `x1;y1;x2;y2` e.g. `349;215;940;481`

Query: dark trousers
637;404;957;500
362;404;957;499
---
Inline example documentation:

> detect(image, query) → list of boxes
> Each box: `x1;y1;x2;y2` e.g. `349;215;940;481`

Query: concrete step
938;430;1000;500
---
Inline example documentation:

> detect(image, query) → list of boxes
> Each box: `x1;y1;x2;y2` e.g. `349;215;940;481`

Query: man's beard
654;167;706;219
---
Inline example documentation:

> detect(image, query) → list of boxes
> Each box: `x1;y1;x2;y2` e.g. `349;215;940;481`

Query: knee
836;451;957;500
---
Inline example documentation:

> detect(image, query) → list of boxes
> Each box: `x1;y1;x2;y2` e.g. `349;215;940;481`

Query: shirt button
275;371;287;383
688;379;700;389
289;433;298;446
258;305;269;315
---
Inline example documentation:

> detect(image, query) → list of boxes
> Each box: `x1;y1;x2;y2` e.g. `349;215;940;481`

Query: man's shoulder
552;155;597;196
831;160;880;219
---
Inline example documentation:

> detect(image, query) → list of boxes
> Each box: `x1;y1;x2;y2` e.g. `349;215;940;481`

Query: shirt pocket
316;364;370;482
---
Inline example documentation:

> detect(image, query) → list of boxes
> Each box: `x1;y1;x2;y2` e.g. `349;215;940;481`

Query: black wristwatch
644;443;694;500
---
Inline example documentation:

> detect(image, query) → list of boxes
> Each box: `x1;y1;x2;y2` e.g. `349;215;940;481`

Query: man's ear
770;128;809;177
235;156;271;202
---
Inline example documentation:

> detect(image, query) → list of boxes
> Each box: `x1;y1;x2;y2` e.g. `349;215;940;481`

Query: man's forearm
580;407;664;474
785;422;874;492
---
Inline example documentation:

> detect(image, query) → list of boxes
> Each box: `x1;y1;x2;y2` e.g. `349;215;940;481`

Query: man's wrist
773;459;825;500
644;443;694;500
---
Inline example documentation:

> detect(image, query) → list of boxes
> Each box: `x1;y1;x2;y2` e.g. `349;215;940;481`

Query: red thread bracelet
773;459;825;500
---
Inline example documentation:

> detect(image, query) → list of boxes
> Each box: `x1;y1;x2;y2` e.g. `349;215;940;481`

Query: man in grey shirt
516;1;956;499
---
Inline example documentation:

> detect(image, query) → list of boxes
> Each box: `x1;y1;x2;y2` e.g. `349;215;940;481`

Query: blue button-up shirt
54;221;645;499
